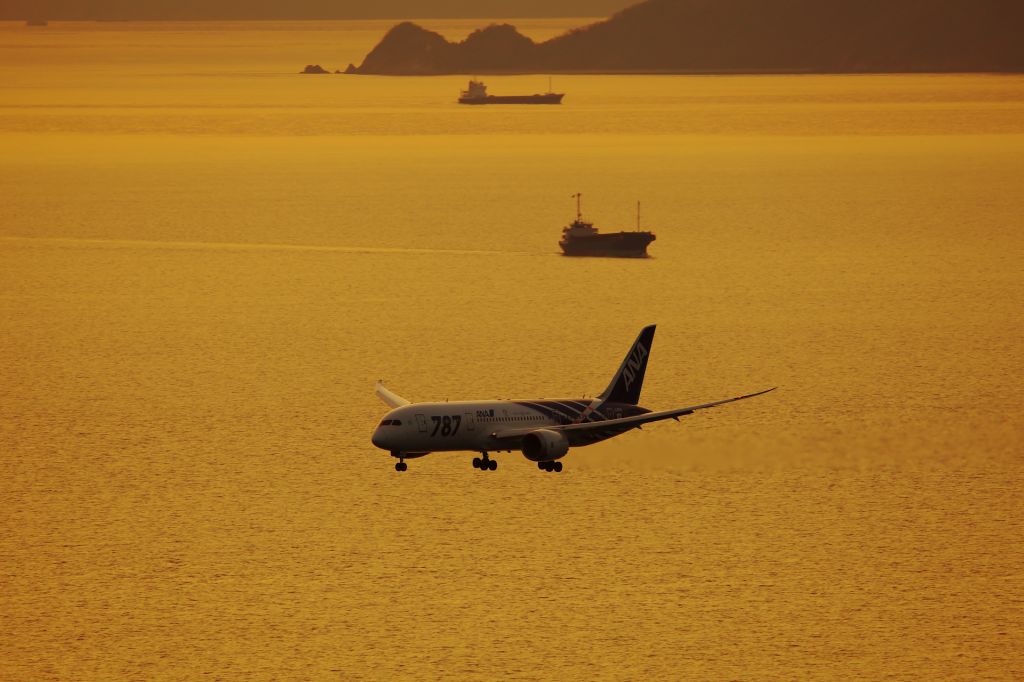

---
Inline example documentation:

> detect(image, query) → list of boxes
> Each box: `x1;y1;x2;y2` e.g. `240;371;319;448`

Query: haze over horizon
2;0;633;20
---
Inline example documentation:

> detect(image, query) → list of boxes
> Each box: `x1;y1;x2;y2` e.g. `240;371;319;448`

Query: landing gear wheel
395;461;407;472
554;461;563;473
537;462;546;471
475;453;495;472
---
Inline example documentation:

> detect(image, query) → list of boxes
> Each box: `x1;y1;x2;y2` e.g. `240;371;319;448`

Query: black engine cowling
521;429;569;461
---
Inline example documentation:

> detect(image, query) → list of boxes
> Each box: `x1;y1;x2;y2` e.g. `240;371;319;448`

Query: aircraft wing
489;387;776;444
375;380;410;408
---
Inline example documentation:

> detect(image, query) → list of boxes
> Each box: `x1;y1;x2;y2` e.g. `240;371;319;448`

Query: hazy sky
3;0;636;20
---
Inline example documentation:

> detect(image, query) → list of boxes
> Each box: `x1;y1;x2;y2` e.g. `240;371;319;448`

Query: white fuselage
371;399;597;456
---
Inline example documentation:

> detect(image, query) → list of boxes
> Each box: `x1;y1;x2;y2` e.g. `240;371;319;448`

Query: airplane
371;324;775;473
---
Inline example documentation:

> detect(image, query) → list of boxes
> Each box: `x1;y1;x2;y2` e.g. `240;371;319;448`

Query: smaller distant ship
560;193;656;258
458;79;564;105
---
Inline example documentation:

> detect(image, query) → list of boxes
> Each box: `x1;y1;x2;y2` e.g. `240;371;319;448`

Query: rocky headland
346;0;1024;75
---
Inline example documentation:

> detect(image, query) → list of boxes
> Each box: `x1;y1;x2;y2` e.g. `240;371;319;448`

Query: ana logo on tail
622;343;648;391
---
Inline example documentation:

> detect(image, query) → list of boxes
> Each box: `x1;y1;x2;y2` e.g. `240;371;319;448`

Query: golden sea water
1;19;1023;680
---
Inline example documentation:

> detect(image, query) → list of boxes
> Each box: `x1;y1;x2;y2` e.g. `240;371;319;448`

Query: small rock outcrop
300;64;330;74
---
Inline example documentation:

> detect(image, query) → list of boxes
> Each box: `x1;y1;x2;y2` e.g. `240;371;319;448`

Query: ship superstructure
559;193;656;258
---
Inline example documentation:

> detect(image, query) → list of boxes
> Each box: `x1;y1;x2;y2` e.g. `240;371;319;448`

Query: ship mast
636;201;641;231
572;192;583;222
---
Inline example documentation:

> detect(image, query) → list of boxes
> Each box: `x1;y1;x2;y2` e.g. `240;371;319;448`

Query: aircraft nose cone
371;428;388;450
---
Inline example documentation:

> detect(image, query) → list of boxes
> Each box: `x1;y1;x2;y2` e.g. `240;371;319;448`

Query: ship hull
459;94;564;105
560;232;655;258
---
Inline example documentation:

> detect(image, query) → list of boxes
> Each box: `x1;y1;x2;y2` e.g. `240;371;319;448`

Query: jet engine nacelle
521;429;569;461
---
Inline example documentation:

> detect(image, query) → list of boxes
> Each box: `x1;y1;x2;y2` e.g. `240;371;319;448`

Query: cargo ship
458;80;564;105
559;194;656;258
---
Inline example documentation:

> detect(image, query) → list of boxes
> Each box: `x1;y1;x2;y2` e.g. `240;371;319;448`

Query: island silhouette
346;0;1024;75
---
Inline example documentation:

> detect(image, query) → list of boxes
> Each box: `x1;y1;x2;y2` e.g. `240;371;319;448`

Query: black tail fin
597;325;656;405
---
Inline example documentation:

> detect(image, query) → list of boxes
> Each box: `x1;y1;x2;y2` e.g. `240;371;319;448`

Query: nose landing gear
472;453;498;471
392;452;408;472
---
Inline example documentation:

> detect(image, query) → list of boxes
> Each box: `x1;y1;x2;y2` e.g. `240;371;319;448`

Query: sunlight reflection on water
1;19;1023;681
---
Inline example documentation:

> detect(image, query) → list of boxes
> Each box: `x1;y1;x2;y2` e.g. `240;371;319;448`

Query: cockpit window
380;419;393;426
391;420;402;426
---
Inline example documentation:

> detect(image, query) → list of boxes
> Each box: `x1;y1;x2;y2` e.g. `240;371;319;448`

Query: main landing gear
538;460;563;473
472;453;498;472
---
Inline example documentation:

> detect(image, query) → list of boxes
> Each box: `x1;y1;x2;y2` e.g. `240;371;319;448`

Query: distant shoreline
0;16;607;23
347;2;1024;77
342;69;1024;76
